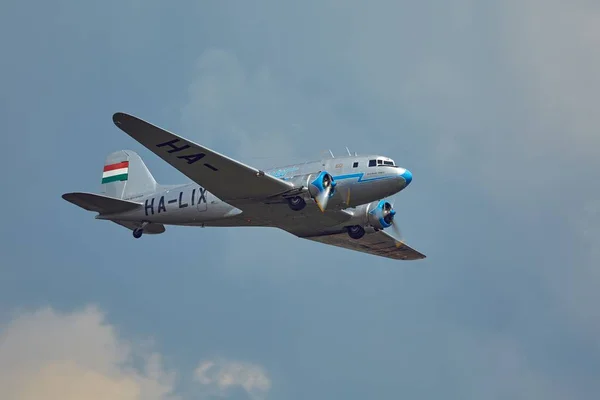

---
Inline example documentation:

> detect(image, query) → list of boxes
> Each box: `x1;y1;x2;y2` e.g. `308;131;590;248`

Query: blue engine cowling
367;200;396;229
307;171;337;211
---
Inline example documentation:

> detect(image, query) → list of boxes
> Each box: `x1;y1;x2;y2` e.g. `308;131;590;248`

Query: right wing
112;112;295;202
304;230;426;261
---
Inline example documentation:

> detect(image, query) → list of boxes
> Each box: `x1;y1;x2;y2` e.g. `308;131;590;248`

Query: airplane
62;113;426;261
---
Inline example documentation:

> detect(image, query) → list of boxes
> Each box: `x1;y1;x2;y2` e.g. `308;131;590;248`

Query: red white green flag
102;161;129;184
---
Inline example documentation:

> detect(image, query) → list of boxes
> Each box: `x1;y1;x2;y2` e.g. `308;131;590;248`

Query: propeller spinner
309;171;337;212
368;200;405;247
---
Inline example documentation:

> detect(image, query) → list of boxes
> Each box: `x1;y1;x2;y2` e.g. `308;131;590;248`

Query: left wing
304;230;426;261
112;112;295;202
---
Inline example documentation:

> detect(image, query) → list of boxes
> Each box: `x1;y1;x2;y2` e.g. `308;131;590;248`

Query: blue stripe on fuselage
333;172;395;183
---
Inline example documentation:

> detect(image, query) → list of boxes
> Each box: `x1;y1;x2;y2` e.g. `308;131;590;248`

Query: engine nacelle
345;200;397;239
366;200;396;230
308;171;336;200
286;171;337;211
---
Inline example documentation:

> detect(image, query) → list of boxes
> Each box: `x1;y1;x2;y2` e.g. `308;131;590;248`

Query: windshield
370;158;398;167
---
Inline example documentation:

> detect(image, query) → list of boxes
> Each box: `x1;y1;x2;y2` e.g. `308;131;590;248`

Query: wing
112;113;295;202
304;230;426;261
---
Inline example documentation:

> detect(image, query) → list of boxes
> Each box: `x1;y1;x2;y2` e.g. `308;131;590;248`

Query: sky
1;0;599;399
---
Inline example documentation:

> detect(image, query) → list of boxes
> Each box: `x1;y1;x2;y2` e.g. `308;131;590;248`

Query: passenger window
369;159;376;167
353;162;359;168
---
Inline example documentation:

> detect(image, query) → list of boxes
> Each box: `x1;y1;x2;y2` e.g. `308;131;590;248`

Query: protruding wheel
133;228;143;239
347;225;365;239
287;196;306;211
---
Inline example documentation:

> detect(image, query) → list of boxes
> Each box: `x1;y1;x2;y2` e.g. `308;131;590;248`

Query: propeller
367;200;406;248
384;200;404;248
314;183;332;212
391;219;405;247
309;172;337;212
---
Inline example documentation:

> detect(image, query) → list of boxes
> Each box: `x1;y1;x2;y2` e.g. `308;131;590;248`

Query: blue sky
1;1;599;399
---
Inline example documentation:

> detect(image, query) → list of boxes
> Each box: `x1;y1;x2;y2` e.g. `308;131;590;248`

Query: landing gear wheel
133;222;149;239
287;196;306;211
347;225;365;239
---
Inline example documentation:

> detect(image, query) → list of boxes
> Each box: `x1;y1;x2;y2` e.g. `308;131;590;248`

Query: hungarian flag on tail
102;161;129;184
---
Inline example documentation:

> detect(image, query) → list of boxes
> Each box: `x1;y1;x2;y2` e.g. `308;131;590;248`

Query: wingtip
62;192;78;201
112;112;126;126
61;192;80;205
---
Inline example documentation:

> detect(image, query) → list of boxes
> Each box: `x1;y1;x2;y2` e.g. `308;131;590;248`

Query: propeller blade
346;188;351;205
308;172;336;212
314;186;331;212
390;220;404;247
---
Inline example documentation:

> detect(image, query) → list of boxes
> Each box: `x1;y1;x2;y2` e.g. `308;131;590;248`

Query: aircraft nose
400;168;412;186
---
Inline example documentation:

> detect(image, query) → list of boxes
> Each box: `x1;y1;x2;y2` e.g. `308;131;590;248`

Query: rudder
101;150;157;200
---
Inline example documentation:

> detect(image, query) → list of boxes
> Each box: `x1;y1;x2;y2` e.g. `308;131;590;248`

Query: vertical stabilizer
101;150;157;199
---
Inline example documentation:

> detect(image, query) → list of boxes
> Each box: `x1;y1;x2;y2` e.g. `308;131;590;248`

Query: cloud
258;0;600;203
0;305;177;400
194;359;271;400
560;199;600;337
0;305;278;400
179;46;377;170
498;0;600;341
455;332;571;400
181;48;298;165
172;6;600;397
501;0;600;158
448;0;600;204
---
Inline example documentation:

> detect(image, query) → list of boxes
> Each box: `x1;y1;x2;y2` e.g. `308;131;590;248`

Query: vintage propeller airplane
62;113;426;260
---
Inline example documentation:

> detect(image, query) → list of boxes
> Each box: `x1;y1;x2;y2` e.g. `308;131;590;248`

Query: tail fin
101;150;157;200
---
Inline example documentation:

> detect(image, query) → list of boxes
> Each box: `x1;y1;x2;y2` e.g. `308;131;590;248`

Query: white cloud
0;305;274;400
0;305;177;400
194;358;271;400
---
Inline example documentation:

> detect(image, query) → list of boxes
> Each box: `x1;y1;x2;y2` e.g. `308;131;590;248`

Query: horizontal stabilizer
62;192;142;214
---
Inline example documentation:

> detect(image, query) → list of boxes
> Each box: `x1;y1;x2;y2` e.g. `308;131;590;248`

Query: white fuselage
97;154;412;233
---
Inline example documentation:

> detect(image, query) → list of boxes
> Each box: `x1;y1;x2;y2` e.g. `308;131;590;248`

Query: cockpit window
369;159;377;167
377;159;383;165
384;161;394;166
